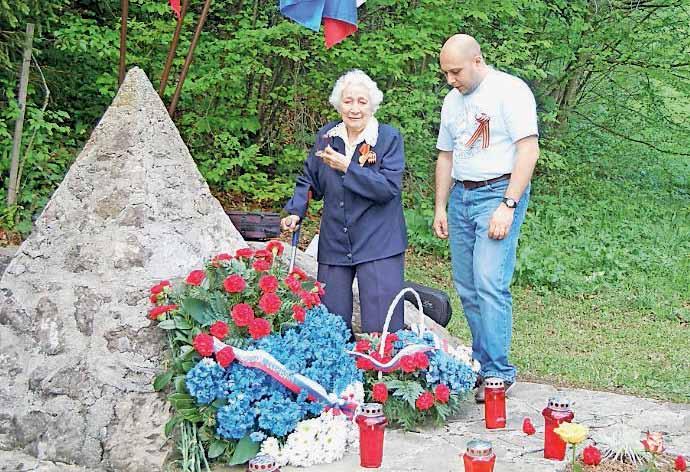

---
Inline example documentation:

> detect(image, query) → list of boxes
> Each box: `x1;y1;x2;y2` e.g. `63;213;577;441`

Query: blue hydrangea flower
256;391;304;437
249;431;266;443
426;350;477;393
216;393;255;440
185;358;226;405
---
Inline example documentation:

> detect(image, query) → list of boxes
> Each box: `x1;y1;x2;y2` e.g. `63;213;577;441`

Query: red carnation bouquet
147;242;322;345
355;329;476;430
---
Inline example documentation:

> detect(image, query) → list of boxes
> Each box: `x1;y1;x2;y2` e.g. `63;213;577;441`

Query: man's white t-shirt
436;68;538;182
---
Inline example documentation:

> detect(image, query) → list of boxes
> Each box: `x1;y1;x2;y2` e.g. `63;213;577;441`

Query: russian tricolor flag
280;0;366;48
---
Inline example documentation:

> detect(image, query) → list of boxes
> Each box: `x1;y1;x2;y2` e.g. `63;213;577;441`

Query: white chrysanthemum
259;437;288;467
273;411;352;467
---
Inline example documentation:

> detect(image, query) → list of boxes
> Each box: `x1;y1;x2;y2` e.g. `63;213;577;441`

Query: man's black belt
455;173;511;190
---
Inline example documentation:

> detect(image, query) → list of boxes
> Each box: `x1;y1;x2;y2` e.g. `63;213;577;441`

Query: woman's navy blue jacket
284;121;408;266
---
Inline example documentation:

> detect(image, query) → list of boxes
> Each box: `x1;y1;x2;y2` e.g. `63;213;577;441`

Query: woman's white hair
328;69;384;114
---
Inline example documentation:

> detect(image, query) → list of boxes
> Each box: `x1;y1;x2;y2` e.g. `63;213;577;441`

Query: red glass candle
542;397;574;460
484;378;506;429
356;402;387;468
246;454;280;472
462;439;496;472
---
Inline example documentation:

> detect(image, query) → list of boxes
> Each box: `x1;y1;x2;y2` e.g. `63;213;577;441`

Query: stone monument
0;68;245;470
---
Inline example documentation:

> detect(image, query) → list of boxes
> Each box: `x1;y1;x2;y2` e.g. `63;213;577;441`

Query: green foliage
0;0;687;310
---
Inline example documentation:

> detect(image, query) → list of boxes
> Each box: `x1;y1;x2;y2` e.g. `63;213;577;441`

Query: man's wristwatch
502;197;518;209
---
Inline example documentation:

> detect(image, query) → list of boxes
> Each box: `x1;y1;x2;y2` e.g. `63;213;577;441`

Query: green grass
405;146;690;403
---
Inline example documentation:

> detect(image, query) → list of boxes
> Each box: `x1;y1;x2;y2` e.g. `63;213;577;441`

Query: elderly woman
281;69;407;334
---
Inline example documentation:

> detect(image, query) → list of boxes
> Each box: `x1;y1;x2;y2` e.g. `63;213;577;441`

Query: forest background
1;0;689;401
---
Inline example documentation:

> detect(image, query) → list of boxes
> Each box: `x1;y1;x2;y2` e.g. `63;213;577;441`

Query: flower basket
352;287;479;429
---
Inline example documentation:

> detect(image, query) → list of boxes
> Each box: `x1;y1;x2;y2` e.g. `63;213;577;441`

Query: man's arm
504;135;539;202
433;150;454;239
487;135;539;240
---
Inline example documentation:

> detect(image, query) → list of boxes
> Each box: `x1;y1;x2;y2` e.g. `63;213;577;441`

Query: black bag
403;281;452;327
226;211;281;241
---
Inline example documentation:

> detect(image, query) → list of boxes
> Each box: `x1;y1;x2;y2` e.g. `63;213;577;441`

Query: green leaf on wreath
164;414;181;438
175;319;193;330
178;408;202;422
157;319;177;330
153;370;173;391
387;380;424;409
229;434;261;465
174;375;187;393
301;280;316;292
207;439;228;459
211;398;227;408
434;402;451;423
209;293;229;318
183;298;216;326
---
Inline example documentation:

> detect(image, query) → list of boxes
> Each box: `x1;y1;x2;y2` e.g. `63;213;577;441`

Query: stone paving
222;382;690;472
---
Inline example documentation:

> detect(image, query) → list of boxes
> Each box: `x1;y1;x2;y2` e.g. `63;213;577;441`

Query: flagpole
168;0;212;116
159;0;190;97
118;0;129;85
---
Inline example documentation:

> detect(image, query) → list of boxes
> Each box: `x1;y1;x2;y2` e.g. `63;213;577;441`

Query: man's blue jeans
448;178;529;383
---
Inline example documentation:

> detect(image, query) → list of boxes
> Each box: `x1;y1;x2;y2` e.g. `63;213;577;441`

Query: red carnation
248;317;271;340
231;303;255;327
148;304;177;320
583;445;602;466
415;391;435;411
371;350;391;365
676;455;687;471
372;383;388;403
289;267;308;280
522;417;536;435
292;304;306;323
259;293;282;315
266;240;284;256
150;280;170;294
355;339;372;353
209;321;229;339
400;355;417;373
259;275;279;293
252;259;271;272
414;352;430;370
285;276;302;293
356;357;375;371
185;269;206;286
223;274;246;293
434;384;451;404
216;347;235;368
150;294;158;304
235;248;254;259
212;253;232;267
254;249;273;262
312;281;325;296
387;333;399;343
193;333;214;357
299;290;320;309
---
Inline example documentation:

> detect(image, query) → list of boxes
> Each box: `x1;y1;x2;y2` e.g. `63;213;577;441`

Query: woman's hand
318;146;350;173
281;214;301;232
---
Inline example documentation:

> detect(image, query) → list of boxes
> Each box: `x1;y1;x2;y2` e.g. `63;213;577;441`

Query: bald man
432;34;539;402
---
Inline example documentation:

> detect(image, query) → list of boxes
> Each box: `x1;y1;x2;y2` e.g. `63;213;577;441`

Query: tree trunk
7;23;34;206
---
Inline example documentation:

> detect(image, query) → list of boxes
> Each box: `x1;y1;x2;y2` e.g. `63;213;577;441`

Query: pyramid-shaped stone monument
0;67;246;470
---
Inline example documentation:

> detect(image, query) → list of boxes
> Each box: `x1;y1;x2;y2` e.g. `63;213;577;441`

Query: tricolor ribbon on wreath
212;337;359;418
465;112;490;149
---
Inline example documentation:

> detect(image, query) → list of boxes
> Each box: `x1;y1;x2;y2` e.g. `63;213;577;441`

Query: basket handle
378;287;425;358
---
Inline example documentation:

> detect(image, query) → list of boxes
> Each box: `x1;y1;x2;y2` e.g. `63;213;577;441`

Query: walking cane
288;190;312;274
